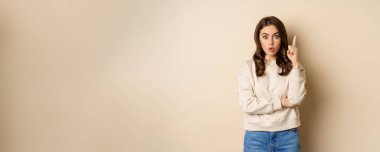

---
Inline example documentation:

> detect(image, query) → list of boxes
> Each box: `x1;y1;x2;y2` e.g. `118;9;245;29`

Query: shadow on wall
298;62;327;152
0;12;10;152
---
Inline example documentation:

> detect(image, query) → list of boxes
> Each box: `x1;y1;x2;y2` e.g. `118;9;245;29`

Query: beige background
1;0;380;152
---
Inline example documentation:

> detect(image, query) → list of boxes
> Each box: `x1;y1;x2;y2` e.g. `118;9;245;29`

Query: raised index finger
292;35;297;46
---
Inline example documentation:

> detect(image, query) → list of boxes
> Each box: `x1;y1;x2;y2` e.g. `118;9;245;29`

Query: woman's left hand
281;96;297;108
287;35;299;68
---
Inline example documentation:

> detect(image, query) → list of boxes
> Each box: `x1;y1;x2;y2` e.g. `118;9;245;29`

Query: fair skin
259;25;300;108
259;25;281;62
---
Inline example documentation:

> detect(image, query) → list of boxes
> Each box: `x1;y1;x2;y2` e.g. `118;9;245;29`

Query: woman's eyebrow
261;32;279;35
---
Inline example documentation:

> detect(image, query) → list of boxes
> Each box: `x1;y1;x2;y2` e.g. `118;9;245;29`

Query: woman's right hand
281;96;297;108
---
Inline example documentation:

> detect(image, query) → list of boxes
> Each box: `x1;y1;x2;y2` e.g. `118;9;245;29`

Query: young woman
237;16;306;152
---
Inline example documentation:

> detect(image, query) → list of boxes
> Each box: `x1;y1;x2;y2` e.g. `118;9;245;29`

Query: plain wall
1;0;380;151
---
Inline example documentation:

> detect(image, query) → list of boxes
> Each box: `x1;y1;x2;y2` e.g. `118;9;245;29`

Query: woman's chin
264;51;277;56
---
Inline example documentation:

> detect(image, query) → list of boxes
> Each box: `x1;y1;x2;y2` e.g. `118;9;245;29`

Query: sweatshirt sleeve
287;65;307;105
237;61;282;115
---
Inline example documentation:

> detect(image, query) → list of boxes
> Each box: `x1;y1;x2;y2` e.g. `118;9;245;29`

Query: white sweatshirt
237;59;306;131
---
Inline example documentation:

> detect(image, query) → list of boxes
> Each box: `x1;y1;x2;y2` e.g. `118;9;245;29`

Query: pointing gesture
292;35;296;46
287;35;299;68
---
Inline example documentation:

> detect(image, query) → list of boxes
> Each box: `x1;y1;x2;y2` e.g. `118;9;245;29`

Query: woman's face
259;25;281;57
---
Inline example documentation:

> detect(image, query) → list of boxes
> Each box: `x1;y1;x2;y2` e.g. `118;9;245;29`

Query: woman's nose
269;38;274;45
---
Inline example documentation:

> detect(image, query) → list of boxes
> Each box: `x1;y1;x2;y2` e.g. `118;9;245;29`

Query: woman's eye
263;36;268;39
274;35;280;39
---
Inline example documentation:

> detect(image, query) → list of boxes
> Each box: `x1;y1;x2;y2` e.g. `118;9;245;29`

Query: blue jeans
244;128;300;152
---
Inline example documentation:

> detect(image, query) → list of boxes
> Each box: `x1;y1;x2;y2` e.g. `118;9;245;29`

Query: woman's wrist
292;62;299;69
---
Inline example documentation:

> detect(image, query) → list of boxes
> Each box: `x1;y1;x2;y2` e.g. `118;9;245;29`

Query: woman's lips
268;47;274;52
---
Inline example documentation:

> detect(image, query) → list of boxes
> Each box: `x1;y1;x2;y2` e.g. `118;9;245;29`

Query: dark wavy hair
253;16;292;76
